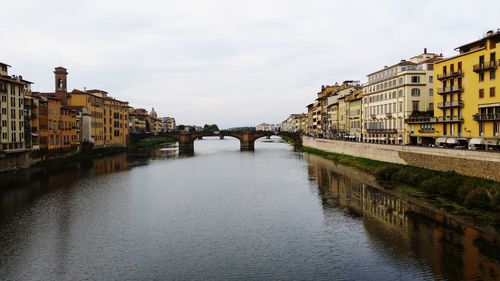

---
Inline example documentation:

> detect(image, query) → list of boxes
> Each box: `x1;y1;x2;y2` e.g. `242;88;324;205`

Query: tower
54;66;68;103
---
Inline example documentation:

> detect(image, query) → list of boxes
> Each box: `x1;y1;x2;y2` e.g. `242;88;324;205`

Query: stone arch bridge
128;131;302;152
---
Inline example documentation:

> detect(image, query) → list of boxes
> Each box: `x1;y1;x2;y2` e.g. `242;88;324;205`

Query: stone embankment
303;136;500;182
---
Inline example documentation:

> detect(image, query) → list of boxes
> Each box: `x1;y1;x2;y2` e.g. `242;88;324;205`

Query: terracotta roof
0;62;11;67
419;57;443;64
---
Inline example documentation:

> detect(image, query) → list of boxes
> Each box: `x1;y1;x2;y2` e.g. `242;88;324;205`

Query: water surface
0;137;498;280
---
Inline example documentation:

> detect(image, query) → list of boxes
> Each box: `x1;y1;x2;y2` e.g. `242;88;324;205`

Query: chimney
424;48;427;54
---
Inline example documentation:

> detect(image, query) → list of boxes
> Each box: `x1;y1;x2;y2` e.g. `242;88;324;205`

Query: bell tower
54;66;68;103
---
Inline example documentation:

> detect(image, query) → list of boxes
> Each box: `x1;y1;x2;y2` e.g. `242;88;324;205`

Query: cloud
1;0;499;127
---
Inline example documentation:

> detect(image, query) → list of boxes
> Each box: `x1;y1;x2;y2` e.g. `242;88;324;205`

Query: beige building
363;49;441;144
346;88;363;141
162;117;176;132
0;62;33;152
281;114;306;132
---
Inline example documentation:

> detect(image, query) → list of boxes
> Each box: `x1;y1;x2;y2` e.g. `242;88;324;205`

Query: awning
436;137;447;144
389;137;395;141
379;137;387;141
469;138;484;145
479;102;500;108
485;139;499;146
31;133;38;137
446;138;458;144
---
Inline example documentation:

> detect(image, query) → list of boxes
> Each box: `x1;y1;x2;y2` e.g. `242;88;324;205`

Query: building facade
0;62;32;152
363;50;440;144
407;31;500;149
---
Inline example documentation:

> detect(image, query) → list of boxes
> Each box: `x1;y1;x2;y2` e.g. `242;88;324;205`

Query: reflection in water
0;139;498;281
306;154;500;281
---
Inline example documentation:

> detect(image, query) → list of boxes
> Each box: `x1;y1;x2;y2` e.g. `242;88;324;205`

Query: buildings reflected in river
305;154;499;281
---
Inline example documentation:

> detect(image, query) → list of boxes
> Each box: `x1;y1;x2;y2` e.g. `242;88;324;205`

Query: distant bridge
128;131;302;152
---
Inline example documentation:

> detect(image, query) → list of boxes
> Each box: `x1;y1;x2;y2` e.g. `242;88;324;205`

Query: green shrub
465;188;492;209
419;177;441;194
456;179;478;202
375;165;400;181
491;192;500;210
439;176;463;197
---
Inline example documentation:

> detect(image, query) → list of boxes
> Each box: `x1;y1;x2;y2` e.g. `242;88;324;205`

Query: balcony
418;128;435;133
437;86;463;95
405;117;436;124
473;113;500;121
436;116;464;123
473;60;497;72
366;128;397;134
437;100;464;109
437;70;463;81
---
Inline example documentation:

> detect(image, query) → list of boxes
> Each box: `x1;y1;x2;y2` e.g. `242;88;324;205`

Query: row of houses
282;30;500;149
0;63;176;159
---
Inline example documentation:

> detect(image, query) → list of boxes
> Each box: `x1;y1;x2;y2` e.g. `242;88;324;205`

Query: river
0;137;498;281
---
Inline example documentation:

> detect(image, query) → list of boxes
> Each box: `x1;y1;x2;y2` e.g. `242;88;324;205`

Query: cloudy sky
1;0;499;128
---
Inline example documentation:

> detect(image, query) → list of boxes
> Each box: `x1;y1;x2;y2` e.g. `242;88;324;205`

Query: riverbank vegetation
136;137;175;148
35;146;127;167
301;146;500;229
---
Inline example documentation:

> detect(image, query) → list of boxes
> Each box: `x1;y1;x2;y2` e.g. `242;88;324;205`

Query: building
162;117;176;132
37;68;129;148
363;49;440;144
256;123;277;132
0;62;33;153
91;90;129;147
346;88;363;141
129;108;147;133
281;114;306;132
407;30;500;149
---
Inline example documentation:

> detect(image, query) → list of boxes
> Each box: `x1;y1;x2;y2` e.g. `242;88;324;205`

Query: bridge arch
128;131;302;152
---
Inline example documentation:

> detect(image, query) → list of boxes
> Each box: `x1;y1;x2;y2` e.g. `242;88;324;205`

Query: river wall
302;136;500;182
0;153;31;173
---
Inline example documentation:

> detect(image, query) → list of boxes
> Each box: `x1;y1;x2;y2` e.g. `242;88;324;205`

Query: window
411;88;421;97
479;89;484;98
412;101;420;112
495;122;499;136
399;78;403;85
479;122;484;136
491;87;496;97
411;76;420;83
429;76;433;83
479;72;485;82
491;69;496;80
429;89;434;96
428;103;434;111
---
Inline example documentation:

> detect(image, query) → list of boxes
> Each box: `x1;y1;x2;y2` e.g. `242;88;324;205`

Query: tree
203;124;219;132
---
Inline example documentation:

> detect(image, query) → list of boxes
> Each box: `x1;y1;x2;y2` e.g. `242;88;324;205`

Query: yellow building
86;90;129;147
346;88;363;141
407;30;500;149
129;108;147;133
338;95;348;137
67;89;105;146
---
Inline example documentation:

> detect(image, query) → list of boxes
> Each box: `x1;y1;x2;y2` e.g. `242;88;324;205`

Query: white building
362;49;441;144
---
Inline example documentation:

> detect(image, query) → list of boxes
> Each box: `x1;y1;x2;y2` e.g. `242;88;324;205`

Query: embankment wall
303;136;500;181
